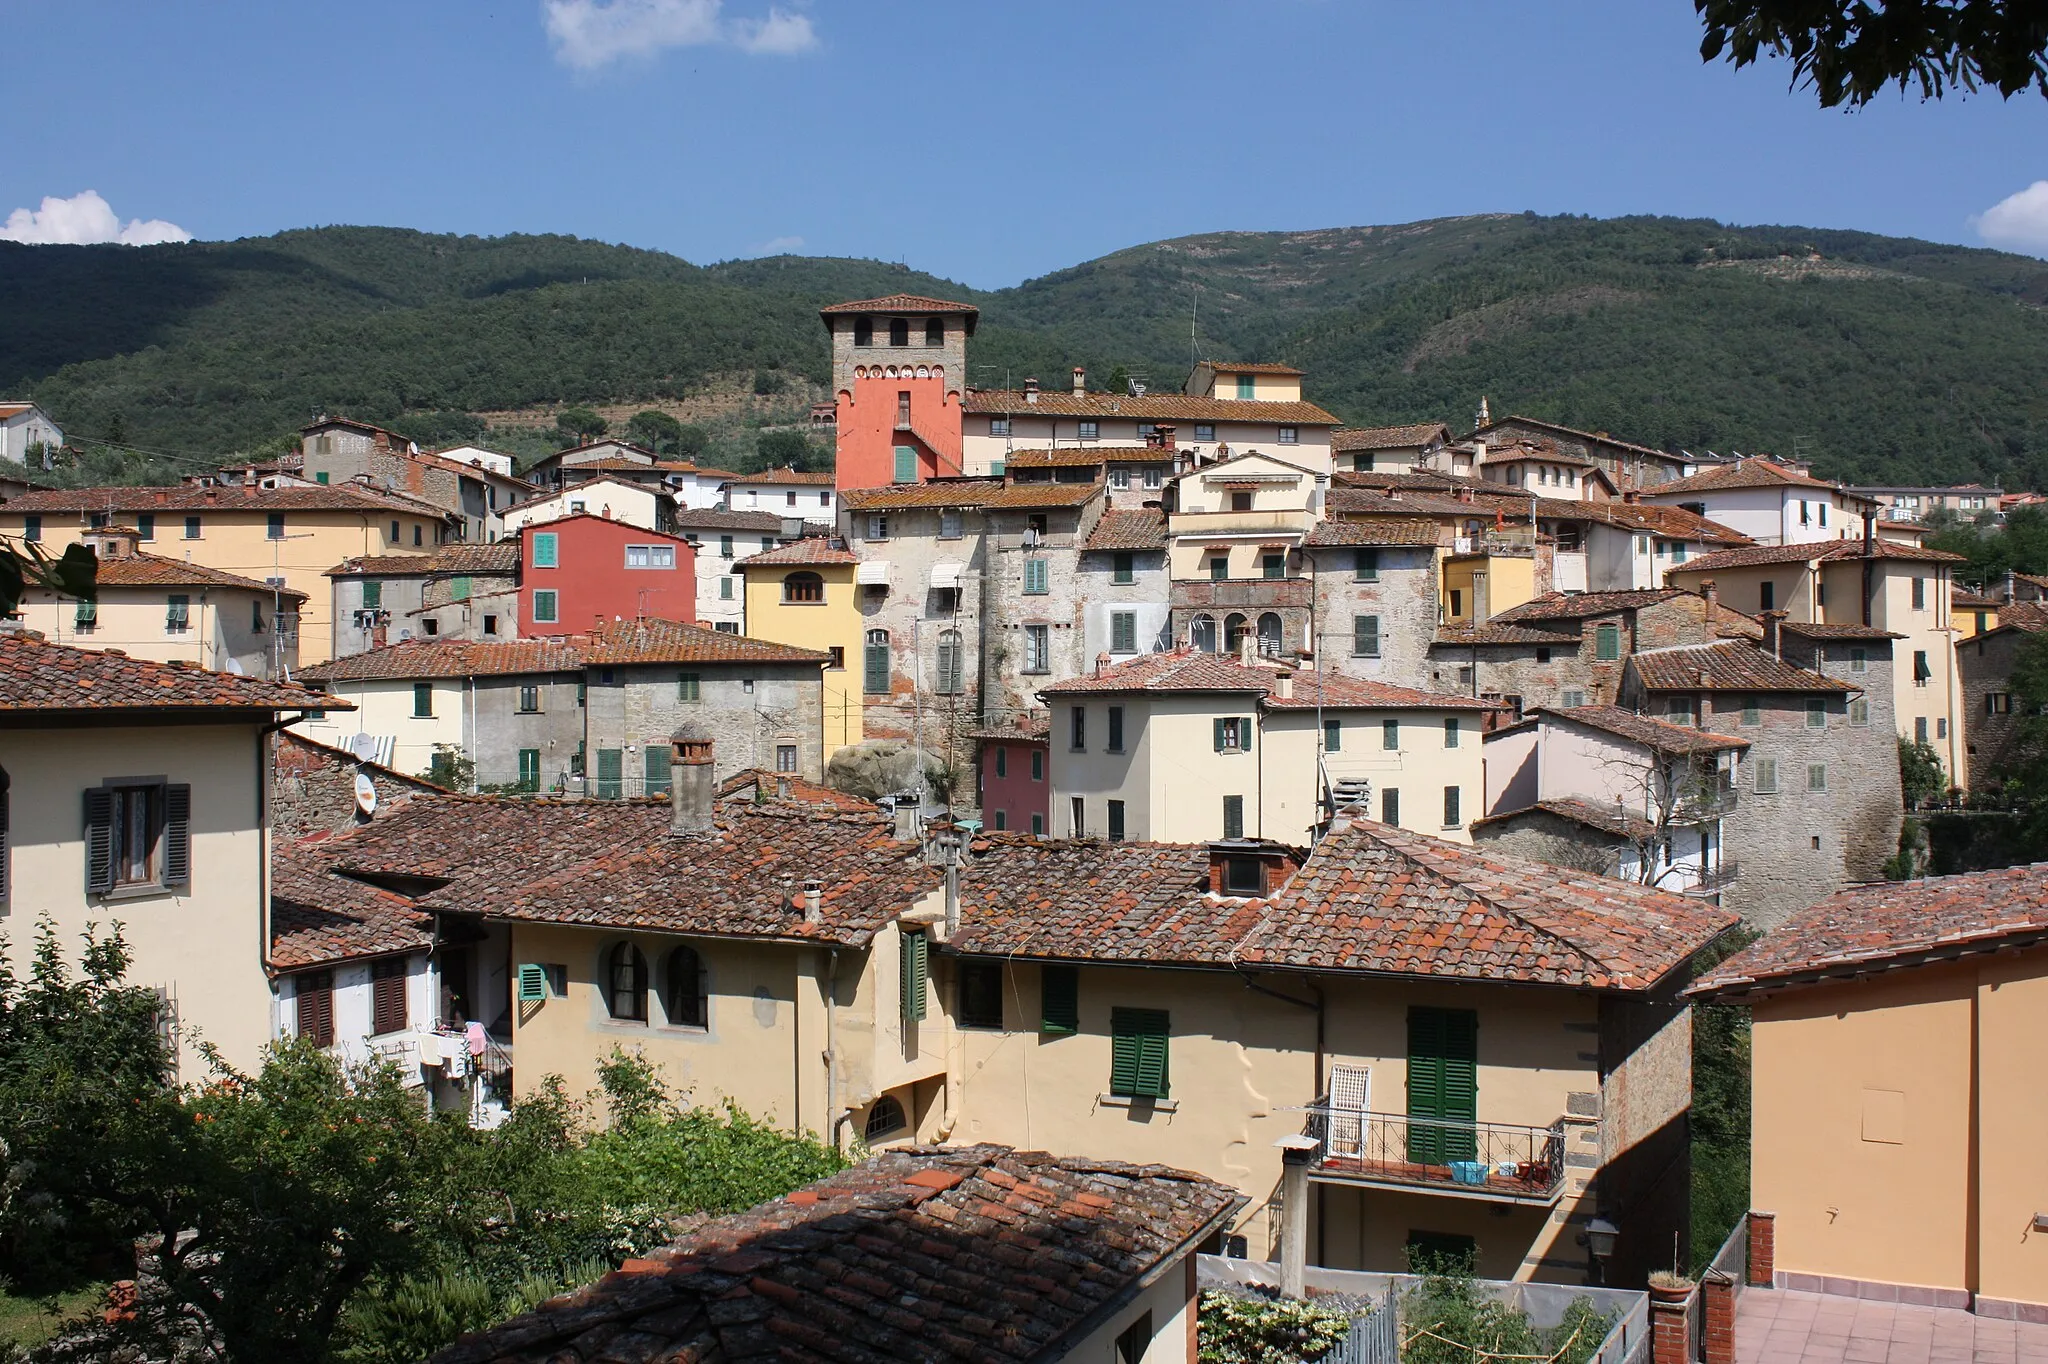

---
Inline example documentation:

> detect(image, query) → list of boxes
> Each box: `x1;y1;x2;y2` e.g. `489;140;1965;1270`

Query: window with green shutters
644;748;671;797
864;630;890;693
900;928;928;1022
1024;558;1049;595
1110;1008;1170;1100
1406;1007;1478;1164
894;446;917;483
413;683;433;718
1111;611;1137;654
1354;548;1379;582
1222;795;1244;839
1212;716;1253;753
1595;623;1620;661
533;589;559;623
595;748;623;800
1112;552;1134;584
1383;717;1399;750
362;580;382;609
1041;964;1078;1033
1353;614;1380;657
678;673;701;702
532;533;558;568
517;749;540;792
450;575;473;601
1444;718;1460;748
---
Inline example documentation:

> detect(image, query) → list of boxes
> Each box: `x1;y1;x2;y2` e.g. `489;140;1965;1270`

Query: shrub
1196;1288;1354;1363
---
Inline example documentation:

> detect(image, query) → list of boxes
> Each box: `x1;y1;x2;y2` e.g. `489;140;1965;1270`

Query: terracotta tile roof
1482;439;1599;469
1202;361;1305;376
1671;539;1966;575
1952;588;2001;608
446;804;938;947
90;552;308;599
1778;621;1903;640
1534;499;1754;546
1494;590;1679;622
299;638;585;683
950;838;1260;965
1327;486;1510;519
1628;641;1856;693
426;1145;1237;1364
269;841;435;970
1237;818;1737;990
839;479;1101;511
670;507;794;532
735;537;858;567
1;482;455;519
1646;457;1843;496
1304;517;1442;547
1471;797;1657;841
819;293;979;315
1082;508;1168;552
0;404;35;419
1039;651;1276;697
1542;704;1752;756
716;769;876;812
729;465;836;486
1475;416;1682;465
965;389;1340;426
408;448;538;490
1003;445;1170;468
1689;861;2048;998
1334;469;1487;493
0;629;346;713
326;542;521;578
1261;671;1499;711
581;617;830;666
1431;623;1577;647
325;795;673;903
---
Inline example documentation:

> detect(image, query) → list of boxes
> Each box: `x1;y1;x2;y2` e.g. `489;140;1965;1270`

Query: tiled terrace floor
1738;1288;2048;1362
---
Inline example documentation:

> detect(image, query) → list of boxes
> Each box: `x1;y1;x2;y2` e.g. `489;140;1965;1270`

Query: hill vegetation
8;213;2048;487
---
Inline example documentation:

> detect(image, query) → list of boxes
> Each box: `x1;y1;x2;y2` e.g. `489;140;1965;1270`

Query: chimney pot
1024;378;1039;405
802;877;823;923
1760;609;1786;660
667;723;717;835
1274;670;1294;700
1072;366;1086;396
1095;651;1111;679
1701;579;1719;616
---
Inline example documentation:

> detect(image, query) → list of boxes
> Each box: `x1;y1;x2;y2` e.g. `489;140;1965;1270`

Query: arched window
1224;613;1249;652
605;942;648;1022
783;571;825;604
864;629;891;694
665;945;706;1028
1257;613;1283;657
887;318;909;348
924;318;943;347
864;1094;908;1141
935;629;963;694
852;318;872;347
1190;614;1218;652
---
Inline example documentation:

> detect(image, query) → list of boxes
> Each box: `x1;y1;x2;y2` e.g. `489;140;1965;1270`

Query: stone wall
272;731;444;839
1958;628;2031;790
979;502;1105;717
465;673;588;790
1470;808;1624;875
1309;546;1440;690
851;505;987;766
1076;548;1172;670
589;663;825;788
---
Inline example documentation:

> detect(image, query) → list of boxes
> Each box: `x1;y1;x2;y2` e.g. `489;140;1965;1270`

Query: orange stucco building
1692;864;2048;1321
819;294;976;492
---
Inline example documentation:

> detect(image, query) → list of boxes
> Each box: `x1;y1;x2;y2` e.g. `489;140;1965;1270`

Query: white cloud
0;190;191;246
756;235;805;253
543;0;814;70
1972;181;2048;257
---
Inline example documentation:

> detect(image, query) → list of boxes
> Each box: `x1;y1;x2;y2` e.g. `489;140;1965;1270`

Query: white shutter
1329;1063;1371;1156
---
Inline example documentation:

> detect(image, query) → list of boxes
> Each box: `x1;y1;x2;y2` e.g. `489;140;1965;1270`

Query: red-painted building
975;715;1050;836
520;512;697;635
819;294;977;491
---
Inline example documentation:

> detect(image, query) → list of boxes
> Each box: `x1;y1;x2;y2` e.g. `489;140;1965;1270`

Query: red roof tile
735;537;858;567
1494;590;1682;621
1627;641;1856;693
1202;361;1305;376
426;1145;1237;1364
1543;704;1752;756
1670;539;1964;574
1043;650;1498;709
1304;517;1442;547
840;479;1102;511
1689;861;2048;997
1778;621;1903;640
326;542;522;578
579;616;829;666
1475;416;1683;465
1082;508;1168;552
965;389;1340;426
730;465;836;486
716;769;877;812
819;293;978;315
1238;818;1737;989
1646;457;1845;496
270;843;435;970
2;482;454;519
1003;445;1170;468
91;552;307;599
1432;623;1576;647
0;630;347;713
1470;797;1658;841
299;638;585;683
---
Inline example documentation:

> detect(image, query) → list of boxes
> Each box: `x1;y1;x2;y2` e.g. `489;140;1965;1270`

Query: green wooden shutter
532;532;558;568
518;749;541;792
450;575;473;601
1596;623;1620;661
362;580;382;609
1213;718;1227;752
864;637;890;694
83;789;114;895
517;963;550;1002
1241;717;1253;753
1407;1007;1478;1164
1041;965;1079;1033
1110;1008;1170;1099
596;748;623;800
644;749;671;797
894;446;917;483
900;929;928;1022
161;784;191;888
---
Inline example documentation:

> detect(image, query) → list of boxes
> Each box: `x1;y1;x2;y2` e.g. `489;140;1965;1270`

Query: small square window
1078;421;1099;440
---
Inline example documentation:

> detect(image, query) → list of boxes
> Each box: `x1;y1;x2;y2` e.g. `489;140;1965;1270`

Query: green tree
672;423;709;459
1100;364;1131;396
626;409;682;452
554;407;607;444
1899;737;1949;808
754;429;825;472
1697;0;2048;106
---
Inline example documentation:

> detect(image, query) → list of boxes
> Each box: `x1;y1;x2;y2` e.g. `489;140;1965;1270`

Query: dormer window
1224;858;1263;896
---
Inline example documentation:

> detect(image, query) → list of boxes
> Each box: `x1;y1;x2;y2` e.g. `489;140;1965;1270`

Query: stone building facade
584;661;827;791
1305;524;1442;691
1957;609;2048;790
1074;509;1173;682
299;417;529;543
974;490;1108;716
326;544;521;656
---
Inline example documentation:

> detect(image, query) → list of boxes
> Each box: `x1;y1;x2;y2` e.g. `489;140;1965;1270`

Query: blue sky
5;0;2047;285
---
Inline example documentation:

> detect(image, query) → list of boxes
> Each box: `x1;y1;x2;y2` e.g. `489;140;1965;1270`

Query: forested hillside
7;214;2048;486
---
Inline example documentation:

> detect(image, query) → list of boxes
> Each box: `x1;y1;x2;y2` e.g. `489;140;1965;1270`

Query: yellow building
1691;865;2048;1318
0;630;347;1075
0;480;453;665
1953;586;2000;641
737;537;863;751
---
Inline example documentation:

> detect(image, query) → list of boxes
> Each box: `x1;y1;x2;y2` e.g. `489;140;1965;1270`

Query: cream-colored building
12;527;305;679
0;629;347;1074
1692;864;2048;1318
1331;423;1451;475
1637;457;1873;547
1041;649;1499;844
499;476;673;536
0;480;451;665
1667;540;1967;786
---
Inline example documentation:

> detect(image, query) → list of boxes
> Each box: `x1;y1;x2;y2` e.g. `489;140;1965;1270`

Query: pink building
976;715;1049;835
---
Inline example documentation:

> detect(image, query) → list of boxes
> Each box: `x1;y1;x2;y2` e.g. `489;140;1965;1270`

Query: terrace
1298;1100;1569;1206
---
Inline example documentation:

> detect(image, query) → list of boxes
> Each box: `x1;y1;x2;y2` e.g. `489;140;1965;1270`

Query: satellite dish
348;733;382;761
224;658;246;675
354;772;377;817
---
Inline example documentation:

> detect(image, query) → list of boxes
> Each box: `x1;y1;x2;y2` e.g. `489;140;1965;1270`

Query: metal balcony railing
1299;1099;1569;1204
1684;859;1740;892
1673;787;1737;820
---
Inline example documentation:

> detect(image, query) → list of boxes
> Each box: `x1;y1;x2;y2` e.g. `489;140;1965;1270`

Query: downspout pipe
1235;969;1324;1098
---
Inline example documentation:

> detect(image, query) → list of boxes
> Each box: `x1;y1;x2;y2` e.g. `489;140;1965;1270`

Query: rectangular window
1235;375;1255;399
1383;717;1400;750
893;447;917;483
1915;715;1929;744
1595;623;1620;661
21;514;40;543
1407;1007;1479;1164
994;747;1008;779
74;599;97;633
1023;558;1049;595
1110;1008;1170;1100
166;595;190;633
1912;576;1927;610
1030;749;1044;781
1107;705;1124;752
136;513;154;541
371;959;408;1036
1913;650;1932;683
1112;552;1134;585
515;683;541;713
1070;796;1085;837
678;673;701;702
83;782;190;895
1222;794;1244;839
1023;624;1050;673
1324;719;1341;752
360;580;383;611
296;972;335;1048
1381;787;1400;826
595;748;623;800
1262;553;1285;580
1212;716;1253;753
533;589;558;623
517;749;541;792
1041;964;1078;1032
1070;706;1086;751
1851;647;1867;673
865;634;891;694
1753;757;1778;794
644;747;671;796
1209;556;1229;581
1107;799;1126;842
532;532;558;568
1807;698;1827;728
1114;1313;1154;1364
1759;581;1776;612
1111;611;1137;654
1143;466;1162;489
1194;423;1216;442
1560;689;1586;708
1850;697;1870;726
1989;692;2013;716
413;683;433;718
267;513;285;540
900;928;929;1022
183;514;201;540
1278;425;1299;445
940;509;963;539
719;577;733;600
959;961;1003;1029
1443;786;1461;827
1109;467;1131;490
1444;717;1460;749
1741;696;1760;726
1077;421;1099;440
1808;763;1827;792
624;544;675;569
1354;548;1379;581
989;416;1010;437
1353;614;1380;657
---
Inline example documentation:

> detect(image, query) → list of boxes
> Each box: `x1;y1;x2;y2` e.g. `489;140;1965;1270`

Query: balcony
1170;577;1313;611
1672;787;1738;820
1299;1101;1568;1206
1682;859;1740;893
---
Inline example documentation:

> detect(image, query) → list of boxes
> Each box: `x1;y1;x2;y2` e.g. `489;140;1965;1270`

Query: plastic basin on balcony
1448;1161;1489;1186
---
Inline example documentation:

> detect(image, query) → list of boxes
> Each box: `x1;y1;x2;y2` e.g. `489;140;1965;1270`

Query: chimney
1238;633;1257;667
241;481;257;497
1024;378;1039;405
802;877;823;924
1153;423;1175;451
1622;488;1639;504
1274;670;1294;700
1760;609;1786;660
2005;569;2017;606
1700;578;1719;617
776;776;792;802
204;488;218;505
666;723;716;835
1095;651;1112;679
1072;366;1086;396
891;796;920;841
153;488;168;505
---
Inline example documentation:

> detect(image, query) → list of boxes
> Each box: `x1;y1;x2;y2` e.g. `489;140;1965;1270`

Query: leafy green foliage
554;407;607;443
1927;506;2048;589
1696;0;2048;107
755;429;827;472
1195;1289;1354;1363
1400;1260;1613;1364
625;409;682;452
1899;738;1950;808
1690;926;1759;1271
0;542;95;618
